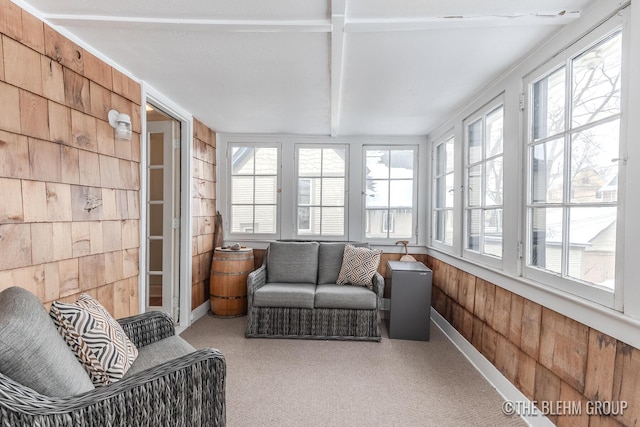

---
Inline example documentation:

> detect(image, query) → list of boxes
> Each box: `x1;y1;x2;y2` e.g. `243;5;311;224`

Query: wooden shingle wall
0;1;141;317
191;118;216;310
427;256;640;427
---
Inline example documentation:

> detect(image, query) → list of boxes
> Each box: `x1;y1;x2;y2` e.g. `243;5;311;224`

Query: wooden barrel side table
210;247;254;317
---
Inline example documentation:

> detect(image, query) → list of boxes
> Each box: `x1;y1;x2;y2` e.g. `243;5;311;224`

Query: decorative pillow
49;294;138;386
336;244;382;290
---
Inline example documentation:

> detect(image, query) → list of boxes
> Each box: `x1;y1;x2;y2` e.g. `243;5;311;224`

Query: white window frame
523;13;627;308
225;142;281;241
462;97;505;269
431;133;456;252
362;145;418;244
294;144;348;240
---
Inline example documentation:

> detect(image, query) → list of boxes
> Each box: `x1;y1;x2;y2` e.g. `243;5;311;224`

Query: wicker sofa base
245;307;381;341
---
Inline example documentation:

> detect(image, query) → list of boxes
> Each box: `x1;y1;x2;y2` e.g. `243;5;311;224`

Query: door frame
141;83;193;331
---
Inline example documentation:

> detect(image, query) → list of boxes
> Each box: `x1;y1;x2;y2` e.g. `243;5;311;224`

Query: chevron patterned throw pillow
50;294;138;386
336;244;382;290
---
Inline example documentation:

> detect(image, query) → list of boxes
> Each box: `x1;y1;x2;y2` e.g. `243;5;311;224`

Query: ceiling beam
344;10;581;32
43;15;332;32
330;0;346;137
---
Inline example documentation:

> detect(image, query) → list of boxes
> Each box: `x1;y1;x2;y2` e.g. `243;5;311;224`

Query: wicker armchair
0;288;226;427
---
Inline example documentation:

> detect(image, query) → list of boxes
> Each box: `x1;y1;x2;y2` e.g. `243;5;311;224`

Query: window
432;135;455;248
464;102;504;263
296;146;347;237
526;29;622;300
229;144;279;236
364;147;416;241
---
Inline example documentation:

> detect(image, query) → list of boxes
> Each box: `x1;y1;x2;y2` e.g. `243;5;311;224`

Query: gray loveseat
0;286;226;426
246;241;384;341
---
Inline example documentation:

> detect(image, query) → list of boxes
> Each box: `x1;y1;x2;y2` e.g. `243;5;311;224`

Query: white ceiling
20;0;598;136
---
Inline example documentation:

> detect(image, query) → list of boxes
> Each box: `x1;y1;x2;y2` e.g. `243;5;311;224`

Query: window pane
389;208;412;238
255;176;277;205
570;120;620;204
231;176;254;204
468;119;482;164
366;209;387;239
254;205;276;233
365;179;389;208
531;138;564;204
298;179;311;204
443;209;454;246
484;157;503;206
149;204;163;236
298;207;311;232
323;148;346;176
232;147;254;174
321;207;344;235
435;144;444;175
299;148;321;176
445;173;454;208
390;180;413;208
533;67;565;141
231;205;253;233
389;150;414;179
529;207;562;274
486;107;503;157
467;165;481;207
445;137;455;173
434;210;444;242
467;209;481;251
568;207;616;288
435;176;444;209
365;150;389;179
572;32;622;128
483;209;503;257
149;169;163;201
255;147;278;174
149;239;163;272
321;178;345;206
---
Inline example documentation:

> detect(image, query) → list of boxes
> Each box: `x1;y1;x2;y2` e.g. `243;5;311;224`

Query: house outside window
364;147;417;241
525;27;622;303
229;144;279;236
296;146;347;237
464;101;504;265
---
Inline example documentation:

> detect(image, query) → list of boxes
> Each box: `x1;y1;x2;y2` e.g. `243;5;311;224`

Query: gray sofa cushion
125;335;195;377
0;287;95;397
317;242;369;285
314;284;377;310
253;283;317;309
267;241;319;284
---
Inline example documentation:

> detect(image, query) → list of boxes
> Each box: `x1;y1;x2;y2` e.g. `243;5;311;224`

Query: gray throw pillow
267;241;319;284
0;287;95;397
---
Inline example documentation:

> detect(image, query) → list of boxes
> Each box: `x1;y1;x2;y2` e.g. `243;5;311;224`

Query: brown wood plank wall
0;0;141;317
191;119;216;309
426;256;640;427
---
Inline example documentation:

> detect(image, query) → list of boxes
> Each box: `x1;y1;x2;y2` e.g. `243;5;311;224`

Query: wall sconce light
108;109;132;141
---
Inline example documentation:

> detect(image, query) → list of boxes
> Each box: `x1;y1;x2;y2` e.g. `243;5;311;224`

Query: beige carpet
180;314;527;427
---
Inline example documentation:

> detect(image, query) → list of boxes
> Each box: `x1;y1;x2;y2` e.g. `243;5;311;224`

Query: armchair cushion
0;287;94;397
314;284;377;309
253;283;317;308
267;241;319;284
126;335;195;377
50;294;138;386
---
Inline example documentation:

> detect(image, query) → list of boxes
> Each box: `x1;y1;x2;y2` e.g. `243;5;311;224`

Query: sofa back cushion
267;241;319;284
0;287;95;397
317;242;369;285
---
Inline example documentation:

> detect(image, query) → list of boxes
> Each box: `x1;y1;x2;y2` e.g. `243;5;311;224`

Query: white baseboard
190;301;211;323
431;308;554;427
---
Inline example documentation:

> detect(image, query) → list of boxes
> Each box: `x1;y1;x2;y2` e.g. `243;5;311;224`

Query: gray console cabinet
386;260;432;341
